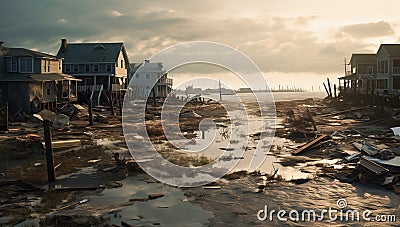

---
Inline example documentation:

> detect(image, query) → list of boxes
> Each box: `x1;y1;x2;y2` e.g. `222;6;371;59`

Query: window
59;61;61;70
19;58;33;73
46;88;51;95
367;67;373;74
44;60;47;72
393;77;400;89
66;65;71;72
85;64;90;72
121;60;124;69
135;74;139;79
146;74;150;79
73;64;79;72
47;60;50;72
93;64;99;72
377;79;388;89
106;64;112;72
11;58;17;72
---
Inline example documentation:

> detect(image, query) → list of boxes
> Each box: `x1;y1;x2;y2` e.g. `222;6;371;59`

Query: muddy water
82;177;214;226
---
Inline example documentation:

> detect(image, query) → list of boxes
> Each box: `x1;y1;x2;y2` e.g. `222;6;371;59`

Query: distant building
0;42;79;114
56;39;130;102
339;53;376;95
129;60;173;99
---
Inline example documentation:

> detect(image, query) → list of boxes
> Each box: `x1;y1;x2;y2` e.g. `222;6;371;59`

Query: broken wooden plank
359;157;389;175
41;139;81;150
56;199;88;211
292;135;328;155
54;185;105;191
319;107;365;117
148;193;165;200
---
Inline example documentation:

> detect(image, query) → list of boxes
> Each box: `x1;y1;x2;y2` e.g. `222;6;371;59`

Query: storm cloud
1;0;399;76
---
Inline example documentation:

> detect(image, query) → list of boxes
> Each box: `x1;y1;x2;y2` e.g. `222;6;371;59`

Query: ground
0;97;399;226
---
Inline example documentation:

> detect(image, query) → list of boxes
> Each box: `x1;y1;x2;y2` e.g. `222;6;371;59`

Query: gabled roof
5;48;57;59
377;44;400;57
350;53;375;64
130;63;143;75
57;42;128;64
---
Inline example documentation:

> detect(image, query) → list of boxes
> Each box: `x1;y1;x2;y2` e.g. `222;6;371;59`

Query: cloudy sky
1;0;399;90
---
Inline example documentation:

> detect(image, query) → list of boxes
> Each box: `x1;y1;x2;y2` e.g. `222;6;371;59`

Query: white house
129;60;173;99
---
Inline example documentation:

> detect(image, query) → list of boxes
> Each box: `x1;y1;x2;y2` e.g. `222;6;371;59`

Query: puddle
86;177;214;226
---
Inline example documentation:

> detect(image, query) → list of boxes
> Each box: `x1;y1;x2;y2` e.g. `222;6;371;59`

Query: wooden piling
334;84;337;98
152;89;156;106
110;93;115;116
43;120;55;183
327;78;332;97
323;82;330;97
3;102;8;131
88;99;94;126
118;91;123;116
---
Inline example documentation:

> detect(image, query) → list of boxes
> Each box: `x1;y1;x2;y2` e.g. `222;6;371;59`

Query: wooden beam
292;134;328;155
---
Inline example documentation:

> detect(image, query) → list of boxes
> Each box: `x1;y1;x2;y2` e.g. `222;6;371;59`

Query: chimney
61;39;67;52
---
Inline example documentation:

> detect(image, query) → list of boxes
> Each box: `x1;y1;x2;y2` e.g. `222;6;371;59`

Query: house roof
0;73;80;82
4;48;58;59
378;44;400;57
129;63;143;74
350;53;375;64
57;42;129;64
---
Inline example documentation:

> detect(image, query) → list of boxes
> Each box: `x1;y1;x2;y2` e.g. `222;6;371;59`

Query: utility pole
219;80;222;102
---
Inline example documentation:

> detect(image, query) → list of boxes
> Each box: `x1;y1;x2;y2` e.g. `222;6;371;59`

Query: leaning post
43;120;56;183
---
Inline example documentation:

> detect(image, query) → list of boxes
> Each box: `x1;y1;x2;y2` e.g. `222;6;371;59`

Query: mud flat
0;97;399;226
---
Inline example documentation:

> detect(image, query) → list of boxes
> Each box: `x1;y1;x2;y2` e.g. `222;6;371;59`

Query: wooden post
43;120;55;183
4;102;8;131
323;82;330;97
118;91;122;116
88;99;94;126
334;84;337;98
219;80;222;102
152;88;156;106
327;78;332;97
110;93;115;116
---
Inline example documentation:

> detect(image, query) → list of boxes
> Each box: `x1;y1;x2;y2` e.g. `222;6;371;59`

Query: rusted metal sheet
292;134;328;155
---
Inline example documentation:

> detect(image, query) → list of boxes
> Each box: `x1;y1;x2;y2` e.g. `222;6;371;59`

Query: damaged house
0;42;79;114
56;39;130;104
129;60;173;99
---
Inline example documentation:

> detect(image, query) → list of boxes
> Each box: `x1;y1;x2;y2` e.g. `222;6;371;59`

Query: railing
78;85;102;92
166;78;173;86
377;69;385;74
393;67;400;74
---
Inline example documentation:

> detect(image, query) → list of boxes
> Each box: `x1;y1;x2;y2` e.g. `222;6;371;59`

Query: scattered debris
292;135;328;155
56;199;89;211
353;142;379;156
148;194;165;200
